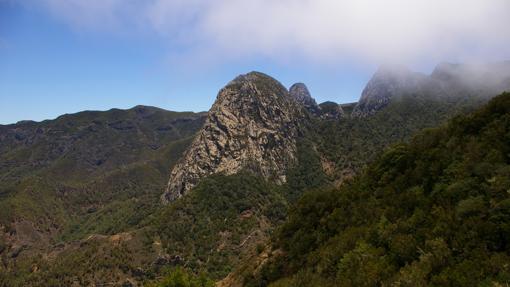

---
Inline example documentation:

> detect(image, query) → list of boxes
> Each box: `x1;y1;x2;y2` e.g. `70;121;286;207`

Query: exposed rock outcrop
162;72;305;202
289;83;345;120
318;101;345;120
289;83;320;114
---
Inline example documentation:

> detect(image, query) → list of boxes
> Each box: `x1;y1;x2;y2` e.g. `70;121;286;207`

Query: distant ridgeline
0;61;509;286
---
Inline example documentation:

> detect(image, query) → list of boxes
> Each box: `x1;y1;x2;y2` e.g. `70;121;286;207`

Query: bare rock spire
162;72;305;203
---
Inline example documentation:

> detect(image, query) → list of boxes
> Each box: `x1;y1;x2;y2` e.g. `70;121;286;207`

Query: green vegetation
249;92;510;286
285;139;329;202
1;234;154;286
155;172;289;279
0;107;205;286
0;87;503;286
0;106;205;233
147;268;214;287
316;93;487;184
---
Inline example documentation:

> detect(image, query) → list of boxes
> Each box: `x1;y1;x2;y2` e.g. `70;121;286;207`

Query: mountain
162;72;306;202
0;106;206;285
288;83;345;120
317;101;345;120
352;62;510;117
431;61;510;93
165;62;510;203
2;62;510;286
313;61;510;185
352;65;426;117
155;65;510;285
288;83;320;115
246;92;510;287
0;106;205;185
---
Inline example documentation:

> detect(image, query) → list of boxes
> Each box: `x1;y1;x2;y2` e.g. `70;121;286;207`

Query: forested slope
249;92;510;286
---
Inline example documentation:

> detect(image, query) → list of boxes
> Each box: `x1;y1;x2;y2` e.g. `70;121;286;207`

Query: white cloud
39;0;126;30
27;0;510;64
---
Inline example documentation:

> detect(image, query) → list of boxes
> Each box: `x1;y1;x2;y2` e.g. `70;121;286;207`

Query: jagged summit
289;83;345;119
318;101;345;120
289;83;319;113
162;71;305;202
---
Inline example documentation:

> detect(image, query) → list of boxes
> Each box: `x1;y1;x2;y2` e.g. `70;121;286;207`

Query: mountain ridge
1;105;207;127
352;61;510;117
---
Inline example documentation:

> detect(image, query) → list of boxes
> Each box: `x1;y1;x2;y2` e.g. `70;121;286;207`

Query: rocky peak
162;72;305;202
289;83;320;113
351;65;425;117
318;101;344;120
289;83;345;119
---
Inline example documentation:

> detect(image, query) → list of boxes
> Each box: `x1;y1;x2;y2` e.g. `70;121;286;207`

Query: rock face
289;83;344;120
162;72;305;202
318;101;345;120
352;62;510;117
289;83;320;114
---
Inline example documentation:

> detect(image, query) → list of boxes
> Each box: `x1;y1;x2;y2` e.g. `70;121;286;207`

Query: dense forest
245;92;510;286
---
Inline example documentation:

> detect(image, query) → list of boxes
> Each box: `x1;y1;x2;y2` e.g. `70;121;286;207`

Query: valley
1;62;510;286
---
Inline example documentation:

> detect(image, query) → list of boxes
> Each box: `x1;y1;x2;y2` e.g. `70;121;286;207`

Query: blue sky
1;0;509;124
